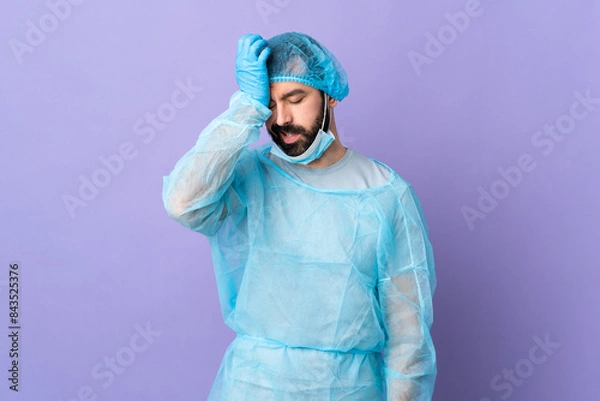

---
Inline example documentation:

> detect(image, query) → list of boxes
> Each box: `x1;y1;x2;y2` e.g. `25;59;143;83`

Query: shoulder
348;149;414;194
360;155;428;226
344;149;396;189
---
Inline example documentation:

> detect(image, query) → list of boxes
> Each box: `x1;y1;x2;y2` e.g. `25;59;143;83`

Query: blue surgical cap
266;32;349;101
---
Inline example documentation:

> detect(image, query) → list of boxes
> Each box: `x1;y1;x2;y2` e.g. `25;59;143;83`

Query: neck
302;113;346;169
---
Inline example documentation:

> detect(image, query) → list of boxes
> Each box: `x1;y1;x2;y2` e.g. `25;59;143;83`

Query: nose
273;103;292;127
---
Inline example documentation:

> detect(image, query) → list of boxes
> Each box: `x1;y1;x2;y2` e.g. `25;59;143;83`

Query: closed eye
269;96;305;109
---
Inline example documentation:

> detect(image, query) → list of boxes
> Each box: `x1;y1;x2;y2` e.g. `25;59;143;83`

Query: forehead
269;81;318;99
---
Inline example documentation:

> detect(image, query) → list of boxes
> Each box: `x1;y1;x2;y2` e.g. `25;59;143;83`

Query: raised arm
162;34;272;235
378;183;437;400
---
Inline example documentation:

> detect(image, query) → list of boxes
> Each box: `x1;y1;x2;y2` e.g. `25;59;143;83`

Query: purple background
1;0;599;400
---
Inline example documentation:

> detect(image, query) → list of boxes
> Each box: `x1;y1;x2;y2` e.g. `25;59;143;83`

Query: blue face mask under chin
269;93;335;165
269;128;335;165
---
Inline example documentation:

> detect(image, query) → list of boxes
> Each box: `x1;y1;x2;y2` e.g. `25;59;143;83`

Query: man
163;32;437;401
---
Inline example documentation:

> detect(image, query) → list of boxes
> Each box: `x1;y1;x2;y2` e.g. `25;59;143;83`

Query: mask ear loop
321;93;330;132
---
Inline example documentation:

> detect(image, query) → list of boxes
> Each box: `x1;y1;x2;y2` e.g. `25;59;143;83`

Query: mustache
270;123;309;136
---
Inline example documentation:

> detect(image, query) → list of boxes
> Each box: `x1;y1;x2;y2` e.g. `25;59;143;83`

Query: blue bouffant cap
266;32;349;101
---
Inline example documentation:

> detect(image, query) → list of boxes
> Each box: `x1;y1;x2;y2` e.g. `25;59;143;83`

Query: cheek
265;119;279;135
301;99;322;120
297;109;318;127
265;115;275;129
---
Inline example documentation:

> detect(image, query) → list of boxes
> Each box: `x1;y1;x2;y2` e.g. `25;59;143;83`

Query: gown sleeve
378;183;437;401
162;90;272;236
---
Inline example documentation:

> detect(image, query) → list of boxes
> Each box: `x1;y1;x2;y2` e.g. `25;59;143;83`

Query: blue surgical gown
162;91;437;400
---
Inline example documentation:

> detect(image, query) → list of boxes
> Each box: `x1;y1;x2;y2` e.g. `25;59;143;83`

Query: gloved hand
235;33;271;107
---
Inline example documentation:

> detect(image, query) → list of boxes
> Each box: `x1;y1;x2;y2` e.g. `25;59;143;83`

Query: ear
328;97;338;108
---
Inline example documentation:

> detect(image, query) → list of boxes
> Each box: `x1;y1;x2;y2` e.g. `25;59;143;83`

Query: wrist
232;91;272;122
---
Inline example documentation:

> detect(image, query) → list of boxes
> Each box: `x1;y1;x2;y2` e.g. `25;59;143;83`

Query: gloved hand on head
235;33;271;107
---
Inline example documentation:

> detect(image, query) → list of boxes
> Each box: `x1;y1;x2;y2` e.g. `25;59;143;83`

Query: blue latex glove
235;33;271;107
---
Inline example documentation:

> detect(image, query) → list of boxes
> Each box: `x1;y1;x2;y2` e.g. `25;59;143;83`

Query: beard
268;97;326;157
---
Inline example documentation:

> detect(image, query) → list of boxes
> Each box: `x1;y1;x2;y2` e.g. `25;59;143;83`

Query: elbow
163;199;199;231
163;195;187;221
